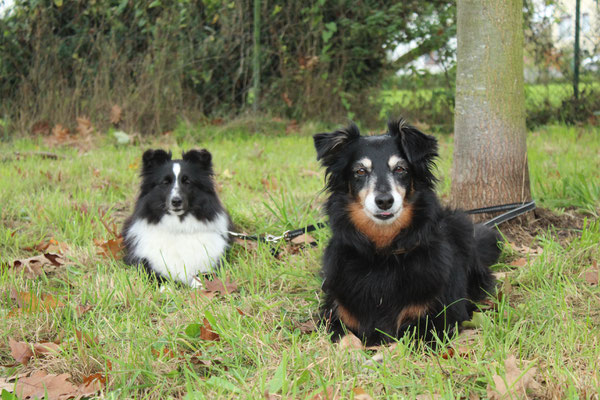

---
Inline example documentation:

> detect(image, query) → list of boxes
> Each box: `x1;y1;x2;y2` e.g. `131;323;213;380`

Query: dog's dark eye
394;166;406;174
355;168;367;177
162;177;172;185
181;176;190;185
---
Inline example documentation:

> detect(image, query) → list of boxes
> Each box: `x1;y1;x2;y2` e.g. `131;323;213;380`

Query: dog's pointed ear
142;149;172;171
313;123;360;165
388;118;438;164
182;149;212;168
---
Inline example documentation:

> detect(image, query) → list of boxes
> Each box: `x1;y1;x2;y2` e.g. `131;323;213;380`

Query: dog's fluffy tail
468;224;502;302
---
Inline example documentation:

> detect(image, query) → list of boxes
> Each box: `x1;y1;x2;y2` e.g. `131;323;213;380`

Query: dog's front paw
189;276;204;289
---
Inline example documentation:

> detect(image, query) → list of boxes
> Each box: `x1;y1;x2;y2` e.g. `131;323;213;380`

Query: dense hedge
0;0;454;134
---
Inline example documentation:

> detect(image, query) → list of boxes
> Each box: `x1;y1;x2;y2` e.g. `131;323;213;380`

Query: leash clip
264;233;284;243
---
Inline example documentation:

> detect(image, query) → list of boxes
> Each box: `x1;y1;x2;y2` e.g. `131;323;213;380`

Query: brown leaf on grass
352;387;373;400
24;237;70;254
261;176;279;191
9;338;34;366
290;233;317;245
12;252;65;279
233;237;259;252
509;257;527;267
151;347;176;360
203;276;238;294
33;342;61;356
76;304;94;317
199;318;220;341
14;369;102;400
296;319;318;334
311;387;338;400
110;105;123;125
487;355;541;400
510;243;543;256
94;236;124;259
416;394;442;400
338;333;363;350
9;290;65;315
581;260;598;286
75;330;99;347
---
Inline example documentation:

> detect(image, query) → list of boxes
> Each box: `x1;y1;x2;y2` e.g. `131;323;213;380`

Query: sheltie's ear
142;149;172;173
313;123;360;167
387;118;438;165
182;149;212;169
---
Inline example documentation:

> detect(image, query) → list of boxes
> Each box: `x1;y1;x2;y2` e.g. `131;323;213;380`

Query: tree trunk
451;0;531;214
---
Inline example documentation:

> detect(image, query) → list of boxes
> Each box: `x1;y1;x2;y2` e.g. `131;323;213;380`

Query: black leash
465;200;536;228
230;201;536;247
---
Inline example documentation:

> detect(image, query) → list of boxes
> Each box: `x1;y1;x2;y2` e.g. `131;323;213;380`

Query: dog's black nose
171;197;183;208
375;193;394;210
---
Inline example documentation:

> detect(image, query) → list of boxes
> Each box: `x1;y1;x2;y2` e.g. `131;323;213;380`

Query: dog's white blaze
361;155;406;225
126;212;229;286
170;163;181;198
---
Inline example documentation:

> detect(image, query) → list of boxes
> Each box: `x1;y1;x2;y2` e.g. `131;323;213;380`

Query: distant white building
392;1;599;76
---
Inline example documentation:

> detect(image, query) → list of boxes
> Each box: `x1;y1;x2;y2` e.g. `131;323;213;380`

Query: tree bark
451;0;531;213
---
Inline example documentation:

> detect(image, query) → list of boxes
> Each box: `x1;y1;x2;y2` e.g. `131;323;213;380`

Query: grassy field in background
1;122;599;399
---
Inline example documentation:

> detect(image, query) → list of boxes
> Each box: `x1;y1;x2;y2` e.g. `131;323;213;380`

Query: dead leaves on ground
2;369;102;400
11;252;65;279
487;354;542;399
8;289;65;316
190;276;239;302
8;338;61;366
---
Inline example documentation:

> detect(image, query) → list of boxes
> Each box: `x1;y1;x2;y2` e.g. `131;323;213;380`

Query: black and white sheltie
313;118;501;345
123;149;232;287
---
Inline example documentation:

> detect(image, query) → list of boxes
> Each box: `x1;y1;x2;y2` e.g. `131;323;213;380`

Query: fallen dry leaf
12;252;65;279
110;105;123;125
203;276;238;294
296;319;318;334
199;318;220;341
75;330;99;347
14;370;102;400
9;338;34;366
94;236;124;259
290;233;316;245
352;387;373;400
338;333;363;350
261;176;279;191
233;237;259;252
509;258;527;267
24;237;70;254
76;304;94;317
415;394;442;400
510;243;543;256
581;260;598;286
9;290;65;315
487;354;541;399
311;387;338;400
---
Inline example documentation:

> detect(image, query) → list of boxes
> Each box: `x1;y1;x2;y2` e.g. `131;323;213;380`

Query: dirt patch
498;207;588;246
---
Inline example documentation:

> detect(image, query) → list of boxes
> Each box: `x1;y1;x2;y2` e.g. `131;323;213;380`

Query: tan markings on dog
336;301;360;330
348;201;414;248
396;303;430;330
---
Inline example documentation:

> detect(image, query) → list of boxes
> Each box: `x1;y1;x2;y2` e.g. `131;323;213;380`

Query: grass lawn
1;121;599;399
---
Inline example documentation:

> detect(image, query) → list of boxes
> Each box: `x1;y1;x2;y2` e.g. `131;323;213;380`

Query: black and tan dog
313;118;500;345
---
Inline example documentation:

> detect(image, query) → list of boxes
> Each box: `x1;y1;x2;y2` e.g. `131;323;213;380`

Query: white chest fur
126;212;229;286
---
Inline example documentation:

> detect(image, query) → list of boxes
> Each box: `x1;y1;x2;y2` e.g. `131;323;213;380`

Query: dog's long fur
314;119;500;345
122;149;232;287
